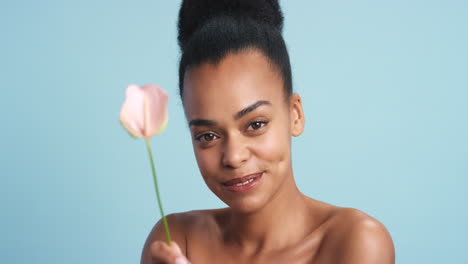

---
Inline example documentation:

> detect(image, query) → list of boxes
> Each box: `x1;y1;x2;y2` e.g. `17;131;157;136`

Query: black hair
177;0;292;100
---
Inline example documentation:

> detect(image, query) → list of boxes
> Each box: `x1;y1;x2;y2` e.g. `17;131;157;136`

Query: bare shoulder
140;209;223;263
323;207;395;264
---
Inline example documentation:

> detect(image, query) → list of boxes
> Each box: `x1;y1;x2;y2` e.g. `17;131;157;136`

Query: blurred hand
150;241;191;264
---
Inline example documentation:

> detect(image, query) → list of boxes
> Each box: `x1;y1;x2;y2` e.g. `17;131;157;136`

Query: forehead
182;50;285;119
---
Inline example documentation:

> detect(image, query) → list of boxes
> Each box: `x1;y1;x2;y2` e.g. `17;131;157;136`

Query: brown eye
203;133;216;141
247;120;268;131
195;132;218;143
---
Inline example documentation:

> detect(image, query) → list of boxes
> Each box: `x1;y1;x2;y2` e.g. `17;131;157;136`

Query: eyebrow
189;119;218;127
188;100;271;127
234;100;271;120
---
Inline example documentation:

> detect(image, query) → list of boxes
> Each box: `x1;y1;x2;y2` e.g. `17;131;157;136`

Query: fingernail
175;257;187;264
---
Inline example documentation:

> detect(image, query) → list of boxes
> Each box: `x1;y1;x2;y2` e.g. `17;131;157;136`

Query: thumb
174;257;190;264
169;241;183;255
170;242;191;264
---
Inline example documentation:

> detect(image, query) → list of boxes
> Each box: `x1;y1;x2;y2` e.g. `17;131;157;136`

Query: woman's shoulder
144;209;227;242
141;208;227;260
306;198;392;240
148;208;226;236
320;205;395;263
327;206;392;238
165;207;229;229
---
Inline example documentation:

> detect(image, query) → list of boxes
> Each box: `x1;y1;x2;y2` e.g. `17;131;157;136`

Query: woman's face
183;49;304;213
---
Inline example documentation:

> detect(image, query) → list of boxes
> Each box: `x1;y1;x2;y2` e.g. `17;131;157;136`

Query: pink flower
119;84;169;139
119;83;173;245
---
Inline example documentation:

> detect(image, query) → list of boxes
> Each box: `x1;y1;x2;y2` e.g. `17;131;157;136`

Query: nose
221;134;249;169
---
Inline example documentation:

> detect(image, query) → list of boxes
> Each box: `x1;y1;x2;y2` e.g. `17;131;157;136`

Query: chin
221;194;268;215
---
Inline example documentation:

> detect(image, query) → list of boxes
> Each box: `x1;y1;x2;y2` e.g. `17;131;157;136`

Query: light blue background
1;0;467;263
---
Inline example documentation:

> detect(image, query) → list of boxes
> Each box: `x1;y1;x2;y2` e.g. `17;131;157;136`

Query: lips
222;172;263;193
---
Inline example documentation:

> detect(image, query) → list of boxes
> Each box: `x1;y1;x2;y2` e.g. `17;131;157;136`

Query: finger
170;241;183;255
174;256;191;264
170;242;192;264
150;241;182;263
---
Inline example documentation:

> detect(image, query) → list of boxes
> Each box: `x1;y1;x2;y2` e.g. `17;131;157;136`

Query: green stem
145;137;172;246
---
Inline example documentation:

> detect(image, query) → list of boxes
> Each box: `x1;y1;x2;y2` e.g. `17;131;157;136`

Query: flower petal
119;84;145;138
141;84;169;137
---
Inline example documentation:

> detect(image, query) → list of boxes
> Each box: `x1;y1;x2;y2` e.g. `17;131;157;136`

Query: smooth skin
141;49;395;264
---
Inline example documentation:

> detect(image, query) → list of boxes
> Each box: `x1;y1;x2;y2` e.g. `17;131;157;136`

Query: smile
222;172;263;193
232;178;255;186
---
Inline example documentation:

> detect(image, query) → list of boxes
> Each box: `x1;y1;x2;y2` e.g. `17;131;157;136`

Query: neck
225;171;313;255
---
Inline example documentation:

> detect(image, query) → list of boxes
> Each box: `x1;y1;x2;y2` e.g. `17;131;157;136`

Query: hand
150;241;191;264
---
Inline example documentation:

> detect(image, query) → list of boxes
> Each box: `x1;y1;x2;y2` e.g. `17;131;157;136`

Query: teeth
233;178;254;186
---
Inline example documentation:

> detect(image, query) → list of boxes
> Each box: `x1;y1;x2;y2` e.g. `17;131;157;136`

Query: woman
142;1;395;263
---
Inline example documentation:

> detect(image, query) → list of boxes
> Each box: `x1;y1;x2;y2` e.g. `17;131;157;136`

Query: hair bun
177;0;284;50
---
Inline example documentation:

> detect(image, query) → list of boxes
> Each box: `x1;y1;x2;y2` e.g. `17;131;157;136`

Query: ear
289;93;305;137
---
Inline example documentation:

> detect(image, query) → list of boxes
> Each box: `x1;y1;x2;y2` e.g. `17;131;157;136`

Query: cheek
252;124;291;167
193;147;219;181
193;147;228;198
